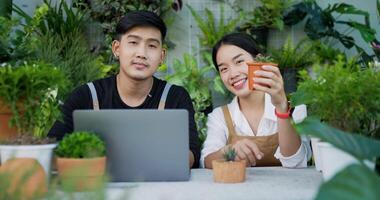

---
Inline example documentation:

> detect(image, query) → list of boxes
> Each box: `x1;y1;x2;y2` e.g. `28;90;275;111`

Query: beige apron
222;106;281;166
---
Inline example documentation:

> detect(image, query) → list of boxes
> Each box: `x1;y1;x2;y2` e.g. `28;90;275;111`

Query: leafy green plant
55;131;106;158
159;53;226;143
284;1;376;64
0;62;68;139
245;0;293;31
0;4;48;65
13;0;88;39
188;4;243;50
11;1;111;96
295;117;380;200
270;38;314;69
223;146;237;162
35;31;111;96
291;57;380;138
0;0;12;18
310;41;347;64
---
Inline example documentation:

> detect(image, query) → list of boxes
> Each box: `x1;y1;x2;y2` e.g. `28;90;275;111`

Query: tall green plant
270;38;314;69
248;0;293;30
0;62;68;138
291;57;380;138
13;0;88;39
12;1;111;96
35;31;111;96
160;53;225;142
188;4;243;50
0;4;48;64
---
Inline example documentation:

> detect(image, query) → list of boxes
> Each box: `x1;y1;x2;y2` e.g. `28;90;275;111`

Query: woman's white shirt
200;93;311;168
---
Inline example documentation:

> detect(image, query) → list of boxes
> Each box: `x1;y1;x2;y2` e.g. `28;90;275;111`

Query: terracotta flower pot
0;100;19;140
56;156;106;191
247;62;278;90
212;159;246;183
0;158;47;199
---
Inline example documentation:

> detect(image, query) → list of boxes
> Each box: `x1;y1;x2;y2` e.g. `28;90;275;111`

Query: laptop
73;109;190;182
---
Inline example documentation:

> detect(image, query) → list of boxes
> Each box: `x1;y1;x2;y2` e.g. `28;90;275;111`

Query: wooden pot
212;159;246;183
247;62;278;90
56;156;106;191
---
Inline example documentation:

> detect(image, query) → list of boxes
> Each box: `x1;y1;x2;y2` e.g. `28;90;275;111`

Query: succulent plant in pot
55;131;106;191
247;55;278;90
212;147;246;183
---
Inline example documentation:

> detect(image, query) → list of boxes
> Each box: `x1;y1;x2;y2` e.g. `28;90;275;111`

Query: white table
105;167;323;200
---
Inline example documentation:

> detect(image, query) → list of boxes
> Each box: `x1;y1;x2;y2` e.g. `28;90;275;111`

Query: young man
48;10;200;168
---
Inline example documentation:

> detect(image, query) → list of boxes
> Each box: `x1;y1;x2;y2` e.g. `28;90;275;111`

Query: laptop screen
73;109;190;182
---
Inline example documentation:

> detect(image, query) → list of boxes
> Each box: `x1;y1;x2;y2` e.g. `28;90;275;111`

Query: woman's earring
114;54;119;60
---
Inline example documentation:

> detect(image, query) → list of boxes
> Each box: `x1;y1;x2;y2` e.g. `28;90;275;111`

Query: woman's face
215;44;255;97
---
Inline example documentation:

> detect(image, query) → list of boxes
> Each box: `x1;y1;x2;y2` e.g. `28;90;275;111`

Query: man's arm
167;86;200;168
189;151;194;168
48;85;92;140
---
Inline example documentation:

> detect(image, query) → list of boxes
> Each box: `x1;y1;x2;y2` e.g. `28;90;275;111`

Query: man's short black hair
114;10;167;42
212;32;262;70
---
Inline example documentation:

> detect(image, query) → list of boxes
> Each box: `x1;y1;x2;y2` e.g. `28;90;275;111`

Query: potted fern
55;131;106;191
212;147;246;183
247;55;277;90
270;38;314;93
0;62;67;180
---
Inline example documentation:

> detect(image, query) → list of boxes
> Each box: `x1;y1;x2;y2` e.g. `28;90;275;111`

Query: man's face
112;26;165;81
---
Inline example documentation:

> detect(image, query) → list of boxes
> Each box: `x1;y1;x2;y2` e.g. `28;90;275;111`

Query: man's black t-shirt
48;75;200;167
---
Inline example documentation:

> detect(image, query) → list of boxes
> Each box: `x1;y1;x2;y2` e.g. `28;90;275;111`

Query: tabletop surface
104;167;323;200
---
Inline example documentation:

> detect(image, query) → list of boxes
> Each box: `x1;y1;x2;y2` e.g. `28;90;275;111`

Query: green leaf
295;117;380;161
315;164;380;200
331;3;369;17
343;21;376;42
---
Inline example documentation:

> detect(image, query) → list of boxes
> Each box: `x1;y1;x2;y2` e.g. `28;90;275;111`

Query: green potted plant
0;62;67;180
295;117;380;198
270;38;315;93
284;1;376;64
291;57;380;178
55;131;106;191
188;4;243;51
247;54;277;90
212;147;246;183
235;0;293;50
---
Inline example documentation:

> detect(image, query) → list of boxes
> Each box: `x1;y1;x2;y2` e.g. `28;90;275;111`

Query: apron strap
158;83;172;110
222;105;237;142
87;82;99;110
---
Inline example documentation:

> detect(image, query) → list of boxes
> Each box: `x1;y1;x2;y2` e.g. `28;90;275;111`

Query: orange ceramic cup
247;62;278;90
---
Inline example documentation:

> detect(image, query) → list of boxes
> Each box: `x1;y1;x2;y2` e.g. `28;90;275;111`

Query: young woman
201;33;311;168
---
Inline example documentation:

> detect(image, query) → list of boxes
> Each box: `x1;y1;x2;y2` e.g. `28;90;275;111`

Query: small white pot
0;143;57;180
310;137;322;172
318;142;375;181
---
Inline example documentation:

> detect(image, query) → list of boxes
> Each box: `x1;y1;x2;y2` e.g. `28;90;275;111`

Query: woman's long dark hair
212;32;262;70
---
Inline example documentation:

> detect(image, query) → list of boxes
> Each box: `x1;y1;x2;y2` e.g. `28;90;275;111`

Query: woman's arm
252;65;301;156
